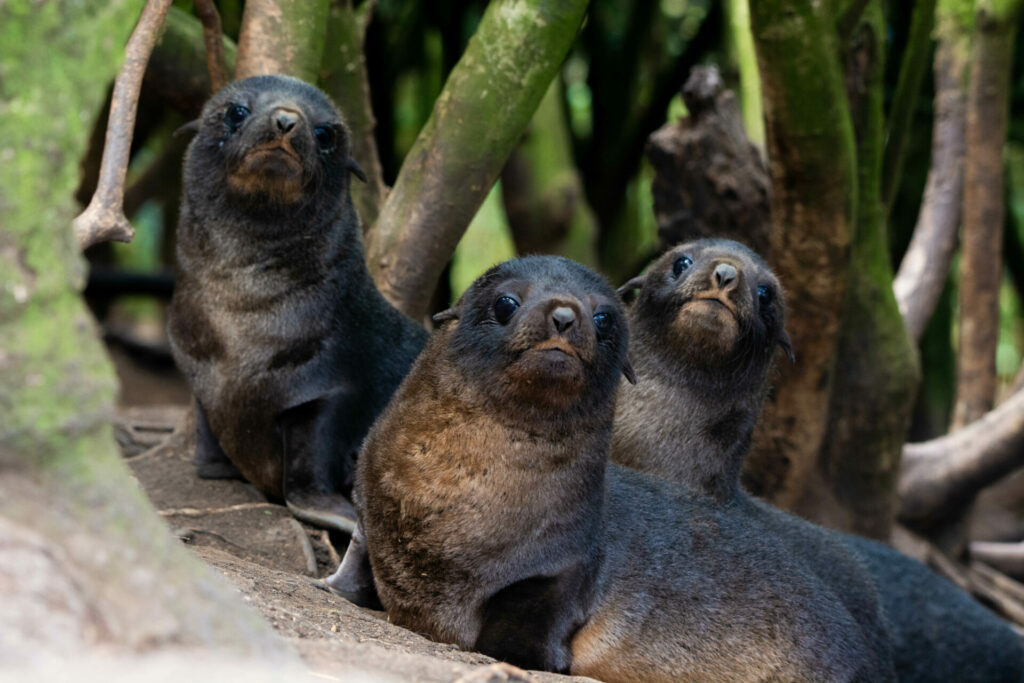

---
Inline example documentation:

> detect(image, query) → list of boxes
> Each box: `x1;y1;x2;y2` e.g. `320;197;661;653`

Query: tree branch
73;0;174;250
193;0;229;93
321;0;387;232
952;0;1022;428
893;0;972;344
234;0;329;82
899;387;1024;525
364;0;590;320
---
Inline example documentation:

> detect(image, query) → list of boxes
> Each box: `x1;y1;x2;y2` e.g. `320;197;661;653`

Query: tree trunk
0;0;285;658
321;0;388;233
952;0;1021;429
500;79;598;266
234;0;329;82
364;0;590;321
892;0;972;344
744;0;857;509
801;2;921;540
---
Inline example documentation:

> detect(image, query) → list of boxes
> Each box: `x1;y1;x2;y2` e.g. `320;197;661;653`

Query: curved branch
898;388;1024;525
194;0;229;93
365;0;590;320
73;0;174;250
892;2;970;344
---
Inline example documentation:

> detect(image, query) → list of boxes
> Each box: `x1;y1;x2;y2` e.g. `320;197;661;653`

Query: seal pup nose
274;108;299;133
713;262;738;289
552;306;576;333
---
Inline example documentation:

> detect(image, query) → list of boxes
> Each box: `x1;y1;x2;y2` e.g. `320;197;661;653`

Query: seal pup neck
613;238;792;501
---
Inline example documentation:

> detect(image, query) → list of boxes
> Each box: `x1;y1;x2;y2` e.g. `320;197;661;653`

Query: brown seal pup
357;255;886;680
613;238;1024;682
167;75;428;531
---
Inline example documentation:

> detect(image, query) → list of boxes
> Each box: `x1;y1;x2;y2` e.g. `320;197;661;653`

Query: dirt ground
116;389;594;683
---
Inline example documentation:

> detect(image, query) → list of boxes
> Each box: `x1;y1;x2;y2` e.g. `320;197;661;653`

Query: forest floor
109;349;593;683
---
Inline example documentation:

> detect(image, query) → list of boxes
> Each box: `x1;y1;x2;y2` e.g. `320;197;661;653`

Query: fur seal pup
167;75;428;532
614;238;1024;682
357;255;886;680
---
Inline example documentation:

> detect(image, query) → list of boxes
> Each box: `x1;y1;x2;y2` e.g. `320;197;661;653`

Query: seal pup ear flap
347;158;368;183
432;307;458;325
622;358;638;385
616;275;645;301
778;329;796;364
174;119;200;138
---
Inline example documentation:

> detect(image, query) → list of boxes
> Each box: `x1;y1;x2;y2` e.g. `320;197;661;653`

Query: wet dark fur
615;238;1024;682
167;75;427;522
357;256;883;681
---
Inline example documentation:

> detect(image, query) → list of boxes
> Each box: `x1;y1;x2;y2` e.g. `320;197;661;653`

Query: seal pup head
182;74;366;217
434;256;635;417
620;238;793;383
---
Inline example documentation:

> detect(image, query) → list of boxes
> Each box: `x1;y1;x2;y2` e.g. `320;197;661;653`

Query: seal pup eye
314;126;336;152
672;255;693;278
494;295;520;324
224;104;250;131
757;284;774;307
593;311;613;336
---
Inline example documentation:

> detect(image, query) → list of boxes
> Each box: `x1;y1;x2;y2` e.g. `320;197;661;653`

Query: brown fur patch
227;142;304;204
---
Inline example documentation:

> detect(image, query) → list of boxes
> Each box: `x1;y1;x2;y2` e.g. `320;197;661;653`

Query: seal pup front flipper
193;399;243;480
324;523;382;609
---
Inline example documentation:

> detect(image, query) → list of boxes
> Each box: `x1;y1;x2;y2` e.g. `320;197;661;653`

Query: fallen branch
898;388;1024;526
73;0;174;250
970;561;1024;628
971;541;1024;579
193;0;229;93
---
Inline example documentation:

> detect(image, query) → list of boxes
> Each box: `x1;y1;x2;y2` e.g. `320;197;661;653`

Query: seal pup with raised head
357;255;887;680
614;238;1024;682
168;75;427;532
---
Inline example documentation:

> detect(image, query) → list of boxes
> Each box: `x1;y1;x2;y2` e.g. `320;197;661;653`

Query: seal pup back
357;255;884;680
168;75;427;531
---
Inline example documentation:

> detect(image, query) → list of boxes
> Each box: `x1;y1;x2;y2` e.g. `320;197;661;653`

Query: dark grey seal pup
167;75;427;532
614;237;1024;683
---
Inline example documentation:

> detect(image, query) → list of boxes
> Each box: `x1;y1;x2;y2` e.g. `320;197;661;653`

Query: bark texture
645;66;771;259
234;0;330;82
803;3;920;540
952;0;1021;428
893;0;971;344
0;0;286;658
321;0;388;232
744;0;857;507
364;0;590;320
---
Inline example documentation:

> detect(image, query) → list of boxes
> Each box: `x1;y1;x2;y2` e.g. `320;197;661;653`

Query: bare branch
73;0;174;250
898;388;1024;525
971;541;1024;579
234;0;329;83
193;0;229;93
893;10;968;344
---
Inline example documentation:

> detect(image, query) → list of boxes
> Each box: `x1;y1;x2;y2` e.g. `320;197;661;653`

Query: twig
73;0;174;250
971;541;1024;579
159;502;280;517
193;0;229;93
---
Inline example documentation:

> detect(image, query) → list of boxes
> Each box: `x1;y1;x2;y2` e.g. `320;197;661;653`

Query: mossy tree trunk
748;0;920;540
364;0;590;321
802;2;921;540
744;0;857;510
0;0;286;657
